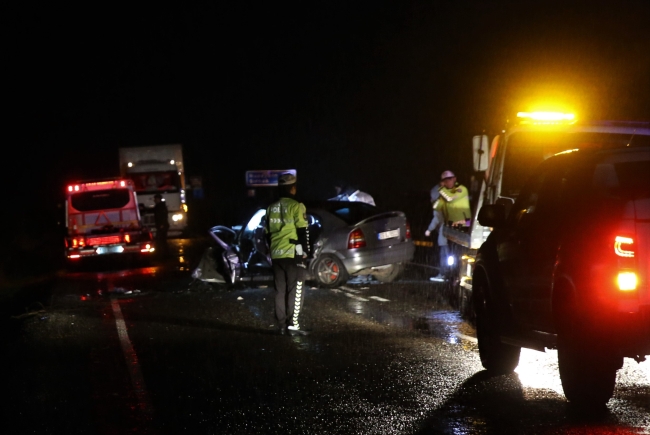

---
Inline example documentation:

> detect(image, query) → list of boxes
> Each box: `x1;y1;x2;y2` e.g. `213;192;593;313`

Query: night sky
6;1;650;224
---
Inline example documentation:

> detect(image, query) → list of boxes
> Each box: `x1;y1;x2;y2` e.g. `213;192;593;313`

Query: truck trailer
442;112;650;318
118;144;188;237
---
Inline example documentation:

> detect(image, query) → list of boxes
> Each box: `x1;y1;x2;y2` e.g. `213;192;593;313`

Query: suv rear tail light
617;272;638;291
614;236;634;258
405;221;412;239
614;236;638;292
348;228;366;249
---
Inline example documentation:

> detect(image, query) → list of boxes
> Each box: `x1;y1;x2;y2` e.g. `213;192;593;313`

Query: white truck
118;144;188;237
442;112;650;317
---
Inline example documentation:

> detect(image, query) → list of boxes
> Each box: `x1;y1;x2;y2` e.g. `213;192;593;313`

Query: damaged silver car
192;200;415;288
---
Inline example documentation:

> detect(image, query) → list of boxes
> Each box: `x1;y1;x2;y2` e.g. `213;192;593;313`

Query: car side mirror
477;204;506;228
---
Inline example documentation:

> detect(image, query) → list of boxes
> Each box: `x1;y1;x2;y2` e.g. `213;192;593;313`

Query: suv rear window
70;189;132;211
502;132;649;199
595;160;650;200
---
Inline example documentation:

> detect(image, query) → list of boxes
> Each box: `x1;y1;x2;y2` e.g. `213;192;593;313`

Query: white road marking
369;296;390;302
111;298;155;417
344;293;369;302
340;286;361;293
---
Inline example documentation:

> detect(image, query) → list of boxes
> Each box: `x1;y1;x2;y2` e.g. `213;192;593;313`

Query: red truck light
86;235;121;246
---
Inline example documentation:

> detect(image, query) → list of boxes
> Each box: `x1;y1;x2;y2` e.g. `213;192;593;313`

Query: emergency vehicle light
516;111;576;125
617;272;638;291
614;236;634;258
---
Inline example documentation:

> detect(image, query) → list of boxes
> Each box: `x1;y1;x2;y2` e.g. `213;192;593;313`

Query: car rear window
306;201;378;225
70;189;132;211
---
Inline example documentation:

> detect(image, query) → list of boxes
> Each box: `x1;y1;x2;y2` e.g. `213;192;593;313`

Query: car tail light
124;234;131;243
348;228;366;249
405;221;412;239
72;237;85;248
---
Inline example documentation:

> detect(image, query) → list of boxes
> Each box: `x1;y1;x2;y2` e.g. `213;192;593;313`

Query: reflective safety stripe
292;280;303;329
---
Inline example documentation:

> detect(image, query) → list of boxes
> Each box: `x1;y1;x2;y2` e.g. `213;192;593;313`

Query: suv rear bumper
612;305;650;357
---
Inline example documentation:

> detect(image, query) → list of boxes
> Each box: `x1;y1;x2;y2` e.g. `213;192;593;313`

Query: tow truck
442;111;650;318
64;179;155;260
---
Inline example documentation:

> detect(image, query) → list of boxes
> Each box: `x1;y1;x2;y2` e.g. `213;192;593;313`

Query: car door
498;160;568;329
209;225;242;284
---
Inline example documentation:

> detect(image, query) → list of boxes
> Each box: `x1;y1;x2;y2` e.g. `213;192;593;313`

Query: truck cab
64;179;155;260
119;144;189;237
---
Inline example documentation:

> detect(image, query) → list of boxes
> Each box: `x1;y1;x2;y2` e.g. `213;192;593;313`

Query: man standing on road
265;173;312;336
427;170;471;282
153;193;170;256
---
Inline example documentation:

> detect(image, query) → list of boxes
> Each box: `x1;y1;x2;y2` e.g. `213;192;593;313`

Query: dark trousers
271;258;306;328
155;226;169;255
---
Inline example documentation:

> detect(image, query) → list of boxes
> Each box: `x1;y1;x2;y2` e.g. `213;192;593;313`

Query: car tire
373;263;404;283
557;316;617;408
313;254;349;288
473;270;521;374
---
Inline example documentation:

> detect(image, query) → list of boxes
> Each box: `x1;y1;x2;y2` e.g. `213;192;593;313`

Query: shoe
288;325;310;336
429;274;446;282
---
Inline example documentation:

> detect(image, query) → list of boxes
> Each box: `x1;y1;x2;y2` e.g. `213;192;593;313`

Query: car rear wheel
313;254;349;288
473;271;521;374
373;263;404;283
557;317;618;408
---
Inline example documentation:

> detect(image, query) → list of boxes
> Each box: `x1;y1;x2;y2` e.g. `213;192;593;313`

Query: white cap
278;173;297;185
441;170;455;180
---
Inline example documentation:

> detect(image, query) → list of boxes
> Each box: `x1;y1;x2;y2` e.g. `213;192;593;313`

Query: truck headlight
172;213;183;222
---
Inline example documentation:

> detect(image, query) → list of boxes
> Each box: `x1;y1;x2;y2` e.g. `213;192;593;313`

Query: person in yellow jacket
428;170;471;282
265;172;311;336
437;170;471;226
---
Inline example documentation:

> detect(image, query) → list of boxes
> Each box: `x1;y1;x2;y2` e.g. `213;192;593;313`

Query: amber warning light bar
516;111;576;125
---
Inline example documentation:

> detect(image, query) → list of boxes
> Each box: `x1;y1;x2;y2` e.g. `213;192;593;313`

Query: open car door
208;225;242;285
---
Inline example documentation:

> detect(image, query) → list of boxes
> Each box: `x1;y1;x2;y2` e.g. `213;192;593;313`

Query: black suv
473;145;650;408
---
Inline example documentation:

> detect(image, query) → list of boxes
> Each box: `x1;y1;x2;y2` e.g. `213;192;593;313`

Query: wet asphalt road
2;238;649;435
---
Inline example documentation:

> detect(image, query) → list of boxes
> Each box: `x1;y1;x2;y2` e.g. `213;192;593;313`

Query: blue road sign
245;169;297;187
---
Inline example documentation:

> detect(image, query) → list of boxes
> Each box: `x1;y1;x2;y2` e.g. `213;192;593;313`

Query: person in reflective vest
265;172;311;336
428;170;471;281
437;170;471;226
